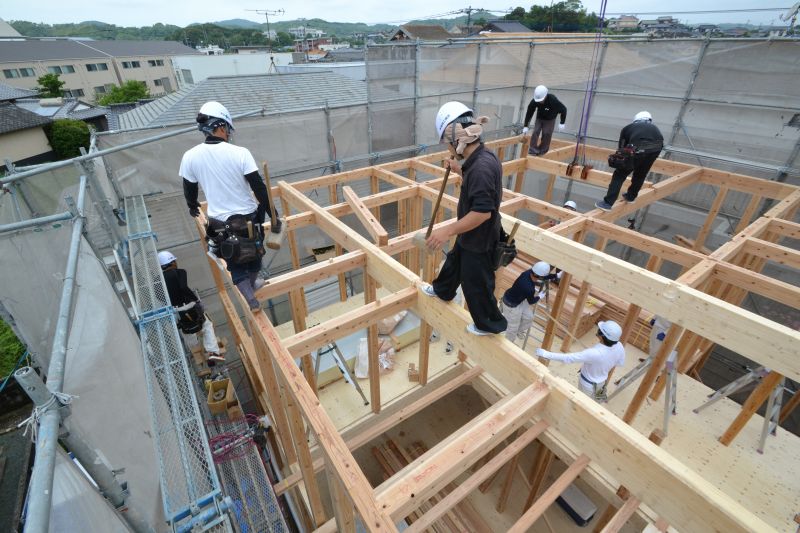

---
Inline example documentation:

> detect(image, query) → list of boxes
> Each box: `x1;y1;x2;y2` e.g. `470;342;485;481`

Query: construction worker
158;251;224;365
522;85;567;156
502;261;559;343
548;199;578;227
535;320;625;400
595;111;664;211
180;101;270;311
422;101;507;336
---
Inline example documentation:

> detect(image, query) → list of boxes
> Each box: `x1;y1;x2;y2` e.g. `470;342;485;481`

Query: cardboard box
227;405;244;420
207;379;230;415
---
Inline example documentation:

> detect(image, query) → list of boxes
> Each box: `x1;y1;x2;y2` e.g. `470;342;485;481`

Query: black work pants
432;243;507;334
603;151;660;206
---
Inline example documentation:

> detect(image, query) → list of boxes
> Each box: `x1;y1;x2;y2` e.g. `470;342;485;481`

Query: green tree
97;80;150;105
36;73;65;97
48;119;90;159
276;31;293;46
504;1;599;32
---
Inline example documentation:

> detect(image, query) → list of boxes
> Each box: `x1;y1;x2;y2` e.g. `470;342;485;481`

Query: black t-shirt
619;121;663;153
456;144;502;253
162;268;198;306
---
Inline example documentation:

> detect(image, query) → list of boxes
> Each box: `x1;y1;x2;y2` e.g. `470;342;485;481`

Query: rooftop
0;82;37;102
0;39;198;63
0;102;51;134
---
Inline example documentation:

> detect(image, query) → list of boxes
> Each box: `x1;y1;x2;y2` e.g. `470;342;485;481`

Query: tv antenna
246;8;285;51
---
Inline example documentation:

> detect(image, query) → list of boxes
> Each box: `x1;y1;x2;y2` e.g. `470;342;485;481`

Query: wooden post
514;136;531;193
623;324;685;424
539;174;557;224
327;471;356;533
281;196;308;318
523;443;554;510
560;281;591;351
694;185;728;251
284;392;327;526
328;184;348;302
538;272;572;365
370;173;380;219
364;274;381;413
620;256;662;344
779;389;800;424
496;429;524;513
719;371;783;446
398;197;409;268
289;289;317;393
733;194;763;234
418;252;437;386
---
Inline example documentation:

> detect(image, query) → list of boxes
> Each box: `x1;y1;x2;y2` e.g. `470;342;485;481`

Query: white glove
175;301;196;312
557;271;563;280
535;348;548;358
522;126;529;134
558;123;566;132
535;289;546;299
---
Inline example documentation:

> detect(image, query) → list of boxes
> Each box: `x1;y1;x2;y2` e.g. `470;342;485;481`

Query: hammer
412;161;452;250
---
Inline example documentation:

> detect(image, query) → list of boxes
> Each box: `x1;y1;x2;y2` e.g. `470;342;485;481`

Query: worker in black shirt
158;250;223;364
422;101;507;336
522;85;567;156
502;261;559;343
596;111;664;211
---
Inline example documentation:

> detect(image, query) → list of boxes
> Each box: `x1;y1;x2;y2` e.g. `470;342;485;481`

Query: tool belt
607;144;636;171
580;372;608;402
206;214;265;265
178;303;205;334
492;226;517;271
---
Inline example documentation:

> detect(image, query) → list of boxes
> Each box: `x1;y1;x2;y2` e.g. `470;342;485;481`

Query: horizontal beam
343;185;389;246
404;420;550;533
375;383;550;520
599;495;642;533
768;218;800;240
255;251;366;301
283;287;417;356
712;262;800;309
741;237;800;270
701;168;795;199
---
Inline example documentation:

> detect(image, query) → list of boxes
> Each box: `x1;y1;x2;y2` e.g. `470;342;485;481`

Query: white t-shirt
541;342;626;384
179;141;259;221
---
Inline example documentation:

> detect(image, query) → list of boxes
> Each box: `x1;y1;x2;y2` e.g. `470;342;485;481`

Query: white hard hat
531;261;551;277
634;111;652;122
598;320;622;342
158;251;177;267
435;101;473;141
198;101;234;130
563;200;577;210
533;85;548;102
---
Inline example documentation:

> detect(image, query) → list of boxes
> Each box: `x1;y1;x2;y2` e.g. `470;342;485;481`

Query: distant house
722;27;750;37
0;102;53;165
14;96;109;131
288;27;325;39
695;24;719;34
608;15;639;30
0;18;22;38
196;45;224;55
389;24;452;41
231;46;271;54
320;48;365;63
294;37;333;54
482;20;532;33
450;24;485;36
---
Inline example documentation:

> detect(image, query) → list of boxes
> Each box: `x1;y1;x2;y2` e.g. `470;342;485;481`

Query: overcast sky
3;0;792;27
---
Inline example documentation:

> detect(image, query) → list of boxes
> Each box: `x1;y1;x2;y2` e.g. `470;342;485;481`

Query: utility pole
246;8;285;52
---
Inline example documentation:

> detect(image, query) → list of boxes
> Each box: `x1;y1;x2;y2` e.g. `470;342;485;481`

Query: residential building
287;27;325;39
389;24;453;41
481;20;532;33
0;101;52;165
294;37;333;53
263;30;277;40
608;15;640;30
195;45;224;55
171;53;294;88
0;39;198;103
15;97;108;131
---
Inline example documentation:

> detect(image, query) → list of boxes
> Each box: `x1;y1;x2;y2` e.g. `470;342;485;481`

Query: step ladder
518;279;551;351
314;341;369;406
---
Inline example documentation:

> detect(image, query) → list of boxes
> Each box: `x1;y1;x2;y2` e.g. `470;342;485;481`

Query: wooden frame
194;135;798;533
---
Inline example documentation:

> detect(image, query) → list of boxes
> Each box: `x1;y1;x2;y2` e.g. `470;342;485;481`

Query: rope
17;391;78;442
570;0;609;167
0;349;30;394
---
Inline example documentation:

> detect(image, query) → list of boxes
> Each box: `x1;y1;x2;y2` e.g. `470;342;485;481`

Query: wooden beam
719;371;784;446
700;168;795;199
693;185;728;251
403;420;549;533
375;383;550;520
712;262;800;309
733;194;764;235
741;237;800;270
343;185;389;246
508;454;591;533
524;444;554;510
327;472;356;533
255;251;365;301
365;274;381;413
768;218;800;240
496;429;523;513
283;287;417;357
779;389;800;425
599;495;641;533
586;219;706;268
285;393;327;526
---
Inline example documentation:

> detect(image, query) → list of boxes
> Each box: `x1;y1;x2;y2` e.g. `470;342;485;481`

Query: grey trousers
529;118;556;155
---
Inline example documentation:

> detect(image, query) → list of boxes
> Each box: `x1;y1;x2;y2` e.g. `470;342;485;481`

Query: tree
276;31;293;46
48;119;90;159
98;80;150;106
504;0;599;32
36;73;65;98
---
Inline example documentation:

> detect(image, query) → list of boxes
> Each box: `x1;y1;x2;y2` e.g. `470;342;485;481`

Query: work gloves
189;206;200;218
535;348;550;358
522;127;529;134
535;289;546;299
558;123;566;132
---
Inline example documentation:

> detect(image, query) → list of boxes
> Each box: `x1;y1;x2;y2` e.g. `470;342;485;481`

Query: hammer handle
262;162;278;227
424;163;452;239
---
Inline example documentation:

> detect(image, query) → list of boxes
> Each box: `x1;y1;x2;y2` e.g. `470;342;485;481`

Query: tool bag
492;226;517;271
607;144;636;171
177;303;205;334
207;214;264;265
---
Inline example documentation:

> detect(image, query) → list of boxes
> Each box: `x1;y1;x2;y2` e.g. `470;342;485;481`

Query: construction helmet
197;101;234;133
531;261;551;277
158;251;177;268
533;85;548;102
634;111;652;123
597;320;622;342
435;101;473;141
563;200;577;211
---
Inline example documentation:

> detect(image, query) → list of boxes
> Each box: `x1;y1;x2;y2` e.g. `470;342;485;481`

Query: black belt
580;372;603;386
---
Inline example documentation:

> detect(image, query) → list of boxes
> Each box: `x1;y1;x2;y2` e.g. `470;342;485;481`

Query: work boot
249;271;266;291
235;280;260;311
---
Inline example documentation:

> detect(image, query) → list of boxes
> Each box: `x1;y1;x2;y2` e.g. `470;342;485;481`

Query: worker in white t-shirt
180;101;272;311
535;320;626;400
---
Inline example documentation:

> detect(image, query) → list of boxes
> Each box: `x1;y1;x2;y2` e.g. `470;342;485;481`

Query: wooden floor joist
198;135;797;533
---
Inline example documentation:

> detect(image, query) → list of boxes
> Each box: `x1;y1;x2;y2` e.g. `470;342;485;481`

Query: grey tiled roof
484;21;532;33
0;82;38;101
0;102;51;134
0;39;198;63
14;97;108;122
391;24;453;41
115;71;369;130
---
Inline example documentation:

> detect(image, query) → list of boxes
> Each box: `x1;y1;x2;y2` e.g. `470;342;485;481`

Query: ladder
314;341;369;406
520;279;550;351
